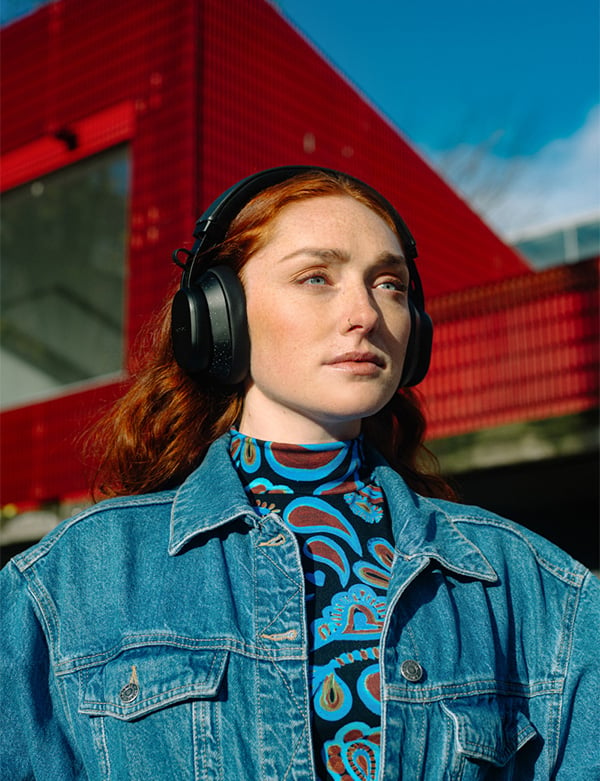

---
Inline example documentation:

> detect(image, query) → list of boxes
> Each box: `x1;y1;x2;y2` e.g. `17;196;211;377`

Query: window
576;218;600;262
1;146;130;407
515;231;566;267
514;216;600;268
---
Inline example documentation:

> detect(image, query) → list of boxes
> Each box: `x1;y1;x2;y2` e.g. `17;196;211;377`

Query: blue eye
377;279;408;292
304;275;327;285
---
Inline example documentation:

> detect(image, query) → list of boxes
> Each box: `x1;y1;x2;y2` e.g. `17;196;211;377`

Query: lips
326;351;385;368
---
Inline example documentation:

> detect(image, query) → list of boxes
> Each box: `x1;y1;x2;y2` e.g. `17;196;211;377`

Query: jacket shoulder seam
13;492;176;572
447;513;586;587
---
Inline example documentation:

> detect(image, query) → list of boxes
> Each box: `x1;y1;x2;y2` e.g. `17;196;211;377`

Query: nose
342;283;379;334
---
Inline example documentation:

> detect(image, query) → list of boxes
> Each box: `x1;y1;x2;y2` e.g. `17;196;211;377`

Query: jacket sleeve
0;560;82;779
555;569;600;777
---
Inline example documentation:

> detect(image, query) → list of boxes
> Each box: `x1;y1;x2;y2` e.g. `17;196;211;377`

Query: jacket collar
369;447;497;582
169;435;255;555
169;435;497;583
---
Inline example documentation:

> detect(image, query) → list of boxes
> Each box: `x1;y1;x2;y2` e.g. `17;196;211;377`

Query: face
238;195;411;443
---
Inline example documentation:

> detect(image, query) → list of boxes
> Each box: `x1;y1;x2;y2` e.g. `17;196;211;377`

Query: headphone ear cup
203;265;249;384
171;287;212;375
400;302;433;387
171;265;249;384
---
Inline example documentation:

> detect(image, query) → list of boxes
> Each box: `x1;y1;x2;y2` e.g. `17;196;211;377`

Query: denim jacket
1;435;598;780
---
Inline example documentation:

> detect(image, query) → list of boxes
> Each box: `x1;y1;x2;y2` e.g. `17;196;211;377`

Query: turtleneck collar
229;429;370;496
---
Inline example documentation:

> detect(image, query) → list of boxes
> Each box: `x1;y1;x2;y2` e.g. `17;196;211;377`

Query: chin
330;384;395;414
318;397;392;427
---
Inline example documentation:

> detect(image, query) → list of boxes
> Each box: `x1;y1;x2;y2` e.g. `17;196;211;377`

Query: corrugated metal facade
424;258;599;439
1;0;597;511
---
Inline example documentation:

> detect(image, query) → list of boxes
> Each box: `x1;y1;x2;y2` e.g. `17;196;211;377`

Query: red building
1;0;598;565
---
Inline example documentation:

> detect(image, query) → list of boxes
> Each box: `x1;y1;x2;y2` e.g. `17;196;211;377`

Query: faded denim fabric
1;435;598;780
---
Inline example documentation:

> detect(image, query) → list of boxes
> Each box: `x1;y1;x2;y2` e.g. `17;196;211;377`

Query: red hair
87;170;456;500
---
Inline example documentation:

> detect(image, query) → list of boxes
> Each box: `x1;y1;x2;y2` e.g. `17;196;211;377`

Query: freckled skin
239;196;411;444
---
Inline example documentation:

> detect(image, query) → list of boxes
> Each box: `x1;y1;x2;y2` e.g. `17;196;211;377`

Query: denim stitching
441;699;538;765
387;678;562;703
81;651;224;715
438;701;453;779
450;515;587;586
547;578;582;768
379;693;388;777
253;548;267;781
256;543;303;588
417;700;429;776
255;527;303;640
23;567;62;667
267;655;305;715
56;636;304;675
14;494;175;571
90;712;111;780
256;587;301;638
192;699;201;781
256;655;267;781
281;721;310;780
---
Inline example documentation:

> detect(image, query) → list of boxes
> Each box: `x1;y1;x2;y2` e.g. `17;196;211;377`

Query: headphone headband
180;166;418;289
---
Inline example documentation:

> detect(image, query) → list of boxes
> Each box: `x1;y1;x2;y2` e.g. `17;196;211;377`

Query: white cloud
426;106;600;240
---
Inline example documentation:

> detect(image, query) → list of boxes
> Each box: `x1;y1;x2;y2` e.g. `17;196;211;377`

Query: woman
1;167;598;780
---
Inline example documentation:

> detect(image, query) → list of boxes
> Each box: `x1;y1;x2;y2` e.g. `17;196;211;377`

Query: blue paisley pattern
229;430;394;781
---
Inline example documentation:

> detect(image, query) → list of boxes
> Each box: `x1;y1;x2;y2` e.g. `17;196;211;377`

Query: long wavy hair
88;170;456;500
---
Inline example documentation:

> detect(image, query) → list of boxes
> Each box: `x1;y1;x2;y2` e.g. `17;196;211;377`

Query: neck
238;394;362;445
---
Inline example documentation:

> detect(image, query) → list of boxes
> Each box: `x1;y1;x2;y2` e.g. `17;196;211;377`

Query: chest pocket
76;645;229;779
79;645;228;720
441;697;539;779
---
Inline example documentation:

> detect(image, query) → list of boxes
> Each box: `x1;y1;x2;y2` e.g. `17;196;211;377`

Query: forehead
265;194;402;247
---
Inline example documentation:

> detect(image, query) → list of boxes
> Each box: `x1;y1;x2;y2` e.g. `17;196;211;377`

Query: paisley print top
229;430;395;781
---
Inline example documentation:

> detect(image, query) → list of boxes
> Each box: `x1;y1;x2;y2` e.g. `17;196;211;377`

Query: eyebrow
279;247;407;268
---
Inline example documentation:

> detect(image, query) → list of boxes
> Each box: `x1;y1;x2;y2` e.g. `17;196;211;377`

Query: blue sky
273;0;600;238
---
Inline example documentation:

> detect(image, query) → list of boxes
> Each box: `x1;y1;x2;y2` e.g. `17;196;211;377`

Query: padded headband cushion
182;166;418;287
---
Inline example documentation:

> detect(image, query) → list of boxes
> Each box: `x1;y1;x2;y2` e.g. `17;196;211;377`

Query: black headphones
171;166;433;386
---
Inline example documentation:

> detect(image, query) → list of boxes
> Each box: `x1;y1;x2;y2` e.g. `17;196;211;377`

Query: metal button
400;659;423;682
119;682;139;703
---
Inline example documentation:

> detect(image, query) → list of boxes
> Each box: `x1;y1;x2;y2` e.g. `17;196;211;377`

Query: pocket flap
79;646;228;721
441;697;538;766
